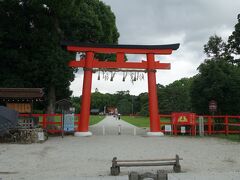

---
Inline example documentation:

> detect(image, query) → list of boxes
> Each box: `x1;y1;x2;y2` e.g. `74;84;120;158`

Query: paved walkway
89;116;147;136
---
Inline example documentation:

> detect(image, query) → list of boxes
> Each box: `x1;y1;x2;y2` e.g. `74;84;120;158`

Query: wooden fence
19;113;80;134
159;115;240;135
18;114;240;135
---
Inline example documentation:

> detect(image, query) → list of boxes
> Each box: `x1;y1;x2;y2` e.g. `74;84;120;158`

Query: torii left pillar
74;51;94;137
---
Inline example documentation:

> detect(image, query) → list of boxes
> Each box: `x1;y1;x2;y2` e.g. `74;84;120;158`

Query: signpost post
199;116;204;136
209;100;217;132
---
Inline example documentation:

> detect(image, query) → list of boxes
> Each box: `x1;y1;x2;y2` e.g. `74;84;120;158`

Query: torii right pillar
147;53;163;136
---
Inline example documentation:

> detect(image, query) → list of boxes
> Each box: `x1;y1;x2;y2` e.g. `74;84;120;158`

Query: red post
174;125;177;136
147;53;160;132
208;116;212;135
78;52;94;132
42;114;47;129
224;116;229;135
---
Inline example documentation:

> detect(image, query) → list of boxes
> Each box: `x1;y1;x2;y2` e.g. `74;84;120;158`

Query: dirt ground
0;117;240;180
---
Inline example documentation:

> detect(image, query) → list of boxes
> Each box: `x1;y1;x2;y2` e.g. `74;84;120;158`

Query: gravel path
90;116;146;136
0;116;240;180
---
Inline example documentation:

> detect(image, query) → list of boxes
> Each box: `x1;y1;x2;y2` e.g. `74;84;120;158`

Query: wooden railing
18;113;240;135
19;113;80;134
159;114;240;135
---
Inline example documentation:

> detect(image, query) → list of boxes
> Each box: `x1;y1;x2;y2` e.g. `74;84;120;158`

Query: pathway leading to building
89;115;147;136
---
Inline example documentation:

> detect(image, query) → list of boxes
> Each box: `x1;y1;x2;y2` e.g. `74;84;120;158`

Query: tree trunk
47;85;56;114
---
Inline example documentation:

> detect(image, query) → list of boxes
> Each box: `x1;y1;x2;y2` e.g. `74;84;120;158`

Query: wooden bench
110;154;182;176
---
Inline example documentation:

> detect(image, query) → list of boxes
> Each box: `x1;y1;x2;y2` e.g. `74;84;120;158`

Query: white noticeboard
165;125;172;132
38;132;45;141
64;114;75;132
181;126;186;134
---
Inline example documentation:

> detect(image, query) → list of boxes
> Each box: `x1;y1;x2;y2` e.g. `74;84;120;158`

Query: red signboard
172;112;196;125
171;112;196;136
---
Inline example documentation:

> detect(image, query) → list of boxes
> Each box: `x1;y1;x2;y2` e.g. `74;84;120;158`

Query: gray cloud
70;0;240;96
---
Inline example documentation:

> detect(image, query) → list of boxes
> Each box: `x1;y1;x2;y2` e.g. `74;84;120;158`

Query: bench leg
173;164;181;173
129;172;139;180
173;154;181;173
157;170;168;180
110;166;120;176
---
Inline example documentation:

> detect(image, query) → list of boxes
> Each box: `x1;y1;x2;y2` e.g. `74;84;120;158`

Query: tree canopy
191;17;240;115
227;16;240;65
191;59;240;114
0;0;119;113
158;78;193;114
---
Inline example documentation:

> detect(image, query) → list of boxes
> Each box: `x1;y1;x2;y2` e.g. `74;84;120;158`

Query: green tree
191;59;240;115
0;0;119;113
227;15;240;65
71;96;81;113
158;78;193;114
191;16;240;115
117;98;132;115
137;92;149;116
203;35;226;59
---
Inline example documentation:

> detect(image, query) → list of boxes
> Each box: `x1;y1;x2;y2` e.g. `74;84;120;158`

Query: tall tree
227;15;240;65
158;78;193;114
191;16;240;115
203;35;226;59
191;59;240;115
0;0;119;113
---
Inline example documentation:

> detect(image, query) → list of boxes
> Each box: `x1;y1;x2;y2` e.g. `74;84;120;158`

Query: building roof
0;88;44;101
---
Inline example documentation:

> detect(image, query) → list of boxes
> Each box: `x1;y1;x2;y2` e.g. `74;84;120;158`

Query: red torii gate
65;43;180;136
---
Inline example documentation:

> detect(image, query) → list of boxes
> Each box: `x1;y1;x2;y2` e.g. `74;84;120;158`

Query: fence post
208;117;212;135
159;116;161;132
43;114;47;129
118;125;121;135
224;116;229;135
174;124;177;136
199;116;204;136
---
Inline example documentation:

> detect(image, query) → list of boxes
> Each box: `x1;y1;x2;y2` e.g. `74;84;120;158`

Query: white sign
181;126;186;134
64;114;75;132
38;132;45;141
165;125;172;132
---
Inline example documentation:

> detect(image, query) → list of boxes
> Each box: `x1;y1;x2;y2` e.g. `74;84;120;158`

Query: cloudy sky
70;0;240;96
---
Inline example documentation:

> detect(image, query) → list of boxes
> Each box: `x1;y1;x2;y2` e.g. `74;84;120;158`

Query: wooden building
0;88;44;113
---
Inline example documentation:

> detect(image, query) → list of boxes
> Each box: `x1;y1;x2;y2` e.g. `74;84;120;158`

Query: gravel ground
0;116;240;180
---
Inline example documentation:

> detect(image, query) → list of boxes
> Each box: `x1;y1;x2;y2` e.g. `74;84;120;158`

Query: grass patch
20;115;104;125
89;115;105;125
121;116;171;128
41;115;105;125
121;116;150;127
